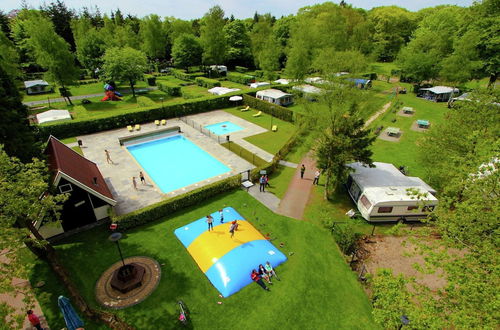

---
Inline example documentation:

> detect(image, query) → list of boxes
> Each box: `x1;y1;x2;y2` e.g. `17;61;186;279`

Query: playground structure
101;83;122;101
174;207;287;297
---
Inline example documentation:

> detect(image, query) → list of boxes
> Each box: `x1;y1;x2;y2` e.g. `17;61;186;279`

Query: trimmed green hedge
235;66;248;73
137;96;156;107
242;94;294;122
195;77;221;88
37;94;238;140
171;69;192;81
157;81;181;96
221;142;268;167
227;72;255;85
111;175;241;230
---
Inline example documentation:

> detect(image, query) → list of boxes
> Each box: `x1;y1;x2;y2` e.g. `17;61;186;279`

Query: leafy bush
235;66;248;73
227;72;255;85
112;175;241;230
242;94;294;122
75;79;99;86
329;222;361;255
221;142;267;167
171;69;192;81
145;76;156;86
254;70;264;78
37;94;238;139
137;96;156;107
157;81;181;96
195;77;221;88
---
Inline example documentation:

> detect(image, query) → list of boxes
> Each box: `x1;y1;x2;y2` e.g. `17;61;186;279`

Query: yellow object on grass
272;125;277;132
253;111;262;117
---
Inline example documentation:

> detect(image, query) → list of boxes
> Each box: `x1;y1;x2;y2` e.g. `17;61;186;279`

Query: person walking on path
265;175;271;188
27;310;43;330
132;177;138;190
139;171;146;184
259;175;266;192
229;220;238;238
300;164;306;179
313;170;321;185
206;215;214;231
105;149;113;164
219;209;224;223
251;269;270;291
265;261;280;281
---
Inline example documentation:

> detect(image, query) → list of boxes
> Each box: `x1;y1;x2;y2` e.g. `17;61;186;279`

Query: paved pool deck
78;114;255;215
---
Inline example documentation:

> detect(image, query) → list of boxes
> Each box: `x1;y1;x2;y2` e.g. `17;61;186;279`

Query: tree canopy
171;33;203;71
102;46;147;97
200;6;227;65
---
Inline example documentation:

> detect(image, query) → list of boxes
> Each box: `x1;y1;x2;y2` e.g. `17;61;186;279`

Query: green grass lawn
369;62;400;77
267;165;297;199
369;91;449;179
53;190;377;329
22;81;150;103
224;107;297;154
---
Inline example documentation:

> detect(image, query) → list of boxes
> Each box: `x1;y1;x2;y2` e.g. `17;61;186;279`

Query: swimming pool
126;135;231;193
204;121;243;135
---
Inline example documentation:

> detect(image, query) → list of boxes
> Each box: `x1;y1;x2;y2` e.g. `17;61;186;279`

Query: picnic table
386;127;401;136
402;107;414;114
417;119;430;128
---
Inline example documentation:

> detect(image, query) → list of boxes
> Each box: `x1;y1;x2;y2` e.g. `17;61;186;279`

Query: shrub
227;72;255;85
137;96;156;107
171;69;192;81
112;175;241;230
195;77;221;88
221;142;267;167
145;76;156;86
157;81;181;96
37;94;238;140
235;66;248;73
242;94;294;122
254;70;264;78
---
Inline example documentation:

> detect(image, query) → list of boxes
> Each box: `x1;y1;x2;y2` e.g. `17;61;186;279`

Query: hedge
221;142;268;167
157;81;181;96
145;76;156;86
242;94;294;122
227;72;255;85
195;77;221;88
37;94;239;139
171;69;192;81
111;175;241;230
137;96;156;107
254;70;264;78
235;66;248;73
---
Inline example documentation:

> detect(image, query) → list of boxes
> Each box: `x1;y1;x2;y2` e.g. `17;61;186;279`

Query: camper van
346;162;438;222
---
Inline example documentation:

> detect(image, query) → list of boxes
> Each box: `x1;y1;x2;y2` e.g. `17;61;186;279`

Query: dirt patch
359;235;447;292
410;121;430;132
378;131;402;142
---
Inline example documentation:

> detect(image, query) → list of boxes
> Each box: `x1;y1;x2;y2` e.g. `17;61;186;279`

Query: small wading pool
126;134;230;193
204;121;243;135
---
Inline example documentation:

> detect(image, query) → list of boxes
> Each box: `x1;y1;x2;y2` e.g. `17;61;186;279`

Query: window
59;183;72;194
407;206;419;211
378;206;393;213
360;195;372;209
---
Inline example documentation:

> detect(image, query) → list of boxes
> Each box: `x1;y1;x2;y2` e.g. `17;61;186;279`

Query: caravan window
407;206;418;211
378;206;393;213
360;195;372;209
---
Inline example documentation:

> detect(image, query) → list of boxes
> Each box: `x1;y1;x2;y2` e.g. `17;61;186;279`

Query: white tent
274;78;291;85
36;110;72;124
207;87;240;95
292;84;322;94
250;82;271;88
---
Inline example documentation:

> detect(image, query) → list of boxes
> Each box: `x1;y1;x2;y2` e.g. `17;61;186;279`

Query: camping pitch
174;207;287;297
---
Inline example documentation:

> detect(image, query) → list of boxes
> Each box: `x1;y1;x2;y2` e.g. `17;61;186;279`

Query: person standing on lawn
27;310;43;330
300;164;305;179
251;269;270;291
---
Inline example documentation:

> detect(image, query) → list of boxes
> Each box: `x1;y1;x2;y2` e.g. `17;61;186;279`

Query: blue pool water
126;135;231;193
204;121;243;135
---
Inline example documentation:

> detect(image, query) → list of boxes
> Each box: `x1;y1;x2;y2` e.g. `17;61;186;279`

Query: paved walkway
276;154;317;220
23;87;158;106
364;101;392;128
245;185;281;213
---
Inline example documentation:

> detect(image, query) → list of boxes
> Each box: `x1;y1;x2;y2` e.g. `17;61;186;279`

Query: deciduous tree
102;46;147;97
171;34;203;72
140;14;167;61
200;6;227;65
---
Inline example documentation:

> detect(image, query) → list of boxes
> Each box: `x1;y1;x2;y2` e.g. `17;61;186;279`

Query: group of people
132;171;146;190
259;174;271;192
206;212;239;237
300;164;321;185
251;262;280;291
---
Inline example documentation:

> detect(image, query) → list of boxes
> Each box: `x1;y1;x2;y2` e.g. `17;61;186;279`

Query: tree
313;49;368;77
171;34;203;72
140;14;167;61
0;30;20;79
0;65;37;162
200;6;227;65
72;18;106;77
0;10;11;37
368;6;417;61
102;46;147;97
40;0;76;50
310;86;376;198
24;11;79;105
223;20;252;68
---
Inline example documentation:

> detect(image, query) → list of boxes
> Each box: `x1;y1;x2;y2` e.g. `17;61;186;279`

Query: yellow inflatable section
187;220;265;272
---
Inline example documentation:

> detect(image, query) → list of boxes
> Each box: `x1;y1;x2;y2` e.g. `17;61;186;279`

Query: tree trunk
60;83;73;106
324;172;330;201
488;73;497;88
130;80;136;98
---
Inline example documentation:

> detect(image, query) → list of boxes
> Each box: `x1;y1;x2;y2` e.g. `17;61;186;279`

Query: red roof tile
45;136;115;202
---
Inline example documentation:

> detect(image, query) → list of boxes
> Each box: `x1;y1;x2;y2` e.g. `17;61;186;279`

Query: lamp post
160;97;164;110
109;232;126;267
